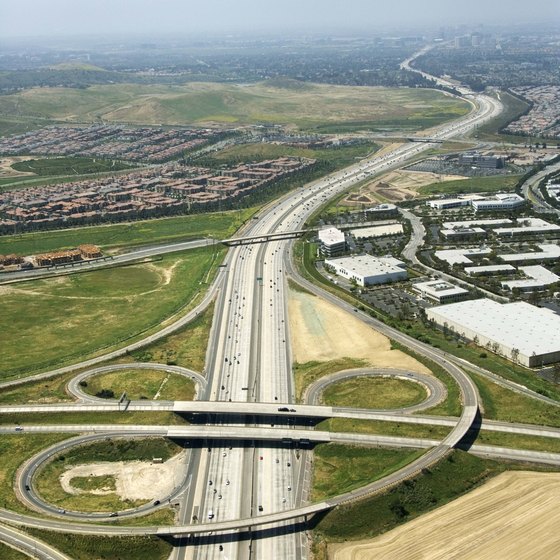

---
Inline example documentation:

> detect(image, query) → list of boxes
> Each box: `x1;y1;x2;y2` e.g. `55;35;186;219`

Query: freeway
0;45;526;560
0;523;73;560
521;159;560;215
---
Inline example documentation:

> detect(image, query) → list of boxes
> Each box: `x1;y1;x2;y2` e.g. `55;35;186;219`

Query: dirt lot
288;289;429;374
342;169;464;204
330;471;560;560
59;452;187;501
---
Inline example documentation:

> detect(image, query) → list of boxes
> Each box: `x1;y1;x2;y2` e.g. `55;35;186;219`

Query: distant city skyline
0;0;559;40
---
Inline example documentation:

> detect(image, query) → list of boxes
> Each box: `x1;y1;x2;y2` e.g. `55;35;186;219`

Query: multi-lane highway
3;44;551;560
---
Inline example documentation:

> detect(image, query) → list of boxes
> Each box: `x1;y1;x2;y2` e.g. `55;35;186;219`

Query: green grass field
0;410;185;425
321;377;427;409
82;369;196;401
0;82;470;132
0;208;253;255
0;543;30;560
10;156;135;176
27;531;171;560
0;246;224;379
312;444;423;500
418;174;521;196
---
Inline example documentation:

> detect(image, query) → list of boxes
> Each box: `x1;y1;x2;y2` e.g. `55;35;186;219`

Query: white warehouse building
426;298;560;367
325;255;407;286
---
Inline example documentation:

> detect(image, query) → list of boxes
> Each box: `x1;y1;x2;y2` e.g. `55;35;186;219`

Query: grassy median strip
474;431;560;454
322;377;427;410
311;450;559;558
317;418;452;440
0;411;187;426
311;444;424;501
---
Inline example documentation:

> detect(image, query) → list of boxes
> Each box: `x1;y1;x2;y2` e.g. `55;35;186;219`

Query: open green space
317;418;452;440
71;474;117;492
0;543;31;560
472;373;560;427
0;209;252;255
0;82;469;132
0;371;76;404
35;438;183;512
0;433;71;513
0;246;224;379
10;157;135;177
293;358;369;403
321;377;427;409
418;174;521;196
0;115;50;138
196;141;378;169
311;444;423;500
128;301;215;372
27;530;172;560
82;369;196;401
312;450;558;557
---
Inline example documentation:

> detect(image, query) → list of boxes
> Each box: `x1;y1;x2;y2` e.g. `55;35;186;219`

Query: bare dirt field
288;289;429;374
59;451;187;501
330;471;560;560
342;169;464;204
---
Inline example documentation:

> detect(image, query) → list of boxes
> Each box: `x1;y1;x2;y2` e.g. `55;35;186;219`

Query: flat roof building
325;254;407;287
442;218;513;229
464;264;516;276
499;244;560;263
501;265;560;292
441;227;486;240
471;193;525;212
413;280;470;304
434;247;492;266
351;223;403;239
426;298;560;367
494;218;560;238
318;227;346;257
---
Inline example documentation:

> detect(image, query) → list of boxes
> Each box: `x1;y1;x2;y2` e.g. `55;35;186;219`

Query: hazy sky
1;0;558;39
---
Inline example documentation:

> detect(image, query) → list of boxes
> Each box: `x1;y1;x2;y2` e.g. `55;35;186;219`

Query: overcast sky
1;0;558;39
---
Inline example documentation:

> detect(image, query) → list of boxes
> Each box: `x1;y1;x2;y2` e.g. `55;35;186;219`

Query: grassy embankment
34;438;181;513
0;246;224;380
81;369;195;401
0;543;30;560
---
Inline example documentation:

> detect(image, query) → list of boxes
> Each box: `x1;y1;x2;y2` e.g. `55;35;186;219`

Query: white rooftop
502;266;560;290
352;223;403;238
499;244;560;263
435;247;492;266
442;218;513;229
366;203;397;211
465;264;516;275
325;255;406;277
495;218;560;236
441;227;485;236
414;280;468;298
428;299;560;357
318;227;345;246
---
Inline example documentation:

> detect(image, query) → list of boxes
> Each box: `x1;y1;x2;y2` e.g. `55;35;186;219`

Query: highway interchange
1;46;559;560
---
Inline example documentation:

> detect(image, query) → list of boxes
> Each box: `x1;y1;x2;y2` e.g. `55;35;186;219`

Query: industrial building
364;203;398;218
441;227;486;241
351;223;403;239
426;299;560;367
464;264;516;276
442;218;513;229
325;254;407;286
434;247;492;266
493;218;560;238
499;244;560;263
413;280;470;304
458;152;504;169
318;227;346;257
501;266;560;292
